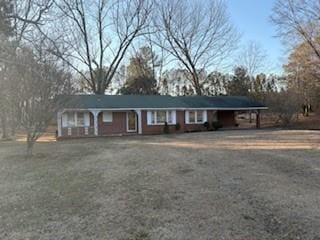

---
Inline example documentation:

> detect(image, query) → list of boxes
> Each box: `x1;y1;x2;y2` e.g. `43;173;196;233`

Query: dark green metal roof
62;95;267;110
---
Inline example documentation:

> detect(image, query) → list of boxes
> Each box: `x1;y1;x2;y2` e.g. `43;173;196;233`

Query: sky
227;0;285;74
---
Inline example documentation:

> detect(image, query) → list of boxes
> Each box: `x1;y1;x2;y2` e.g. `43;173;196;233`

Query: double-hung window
77;112;85;126
188;111;196;123
67;112;76;127
147;110;176;125
63;112;89;127
186;110;207;124
196;111;203;123
156;111;167;124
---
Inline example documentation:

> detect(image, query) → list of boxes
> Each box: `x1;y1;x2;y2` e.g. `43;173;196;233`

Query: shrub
212;121;223;130
203;121;210;131
175;122;181;131
265;90;300;125
163;122;169;134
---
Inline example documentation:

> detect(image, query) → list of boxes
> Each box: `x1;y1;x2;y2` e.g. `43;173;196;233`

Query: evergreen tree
226;67;251;96
120;47;159;95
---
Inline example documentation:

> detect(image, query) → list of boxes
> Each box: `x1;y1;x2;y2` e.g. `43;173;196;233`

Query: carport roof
61;95;267;110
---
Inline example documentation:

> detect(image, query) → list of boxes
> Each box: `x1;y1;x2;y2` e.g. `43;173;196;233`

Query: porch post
256;110;261;129
57;111;62;137
135;110;142;134
90;110;101;136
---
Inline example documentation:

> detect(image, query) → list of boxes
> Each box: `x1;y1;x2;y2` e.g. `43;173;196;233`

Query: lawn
0;130;319;240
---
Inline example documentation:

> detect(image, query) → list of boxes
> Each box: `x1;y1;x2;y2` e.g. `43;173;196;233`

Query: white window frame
77;112;85;126
67;112;76;127
196;111;203;123
62;112;90;127
147;110;176;125
156;110;167;124
102;111;113;123
185;110;207;124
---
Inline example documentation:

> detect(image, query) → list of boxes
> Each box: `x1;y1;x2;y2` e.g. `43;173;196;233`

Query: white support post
57;111;62;137
90;110;101;136
135;110;142;134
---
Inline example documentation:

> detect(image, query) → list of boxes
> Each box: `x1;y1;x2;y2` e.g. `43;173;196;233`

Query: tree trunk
95;85;105;95
11;124;16;137
195;87;202;96
192;75;202;96
0;114;9;139
26;132;35;158
10;116;17;137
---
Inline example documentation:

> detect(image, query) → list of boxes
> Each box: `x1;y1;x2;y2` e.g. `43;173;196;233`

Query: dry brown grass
0;130;319;240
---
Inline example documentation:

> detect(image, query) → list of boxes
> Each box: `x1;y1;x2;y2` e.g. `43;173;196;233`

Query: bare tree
235;41;268;122
8;0;53;46
271;0;320;60
236;41;267;77
0;0;53;140
153;0;238;95
284;40;320;109
266;89;301;125
35;0;152;94
14;46;72;156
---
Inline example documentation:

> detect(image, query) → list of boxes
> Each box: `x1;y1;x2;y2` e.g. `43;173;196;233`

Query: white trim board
60;107;268;112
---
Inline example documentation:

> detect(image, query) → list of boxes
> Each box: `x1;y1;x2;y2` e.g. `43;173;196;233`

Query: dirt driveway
0;129;319;240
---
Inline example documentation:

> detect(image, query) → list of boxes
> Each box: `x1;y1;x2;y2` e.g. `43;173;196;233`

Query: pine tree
120;47;159;95
226;67;251;96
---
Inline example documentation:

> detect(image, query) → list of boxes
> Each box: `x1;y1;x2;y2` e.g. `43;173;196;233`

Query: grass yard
0;130;319;240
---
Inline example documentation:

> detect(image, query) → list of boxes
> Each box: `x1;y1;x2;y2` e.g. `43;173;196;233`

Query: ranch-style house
57;95;267;138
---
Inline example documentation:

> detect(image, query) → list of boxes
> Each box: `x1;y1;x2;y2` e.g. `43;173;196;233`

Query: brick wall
217;111;236;127
141;110;235;134
141;110;217;134
61;127;95;137
98;112;130;135
141;110;178;134
60;109;236;138
61;111;137;138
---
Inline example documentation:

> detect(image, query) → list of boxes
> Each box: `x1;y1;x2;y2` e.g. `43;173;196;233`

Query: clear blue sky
227;0;284;74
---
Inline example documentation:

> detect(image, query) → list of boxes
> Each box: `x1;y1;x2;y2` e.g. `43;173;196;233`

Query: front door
127;112;137;132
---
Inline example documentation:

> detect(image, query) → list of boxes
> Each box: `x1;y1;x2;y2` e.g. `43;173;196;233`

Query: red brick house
57;95;267;138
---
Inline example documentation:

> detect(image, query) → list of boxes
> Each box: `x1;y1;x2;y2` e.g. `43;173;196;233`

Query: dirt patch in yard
0;130;319;240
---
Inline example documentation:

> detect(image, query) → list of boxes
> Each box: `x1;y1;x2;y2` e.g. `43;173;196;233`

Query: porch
57;109;142;138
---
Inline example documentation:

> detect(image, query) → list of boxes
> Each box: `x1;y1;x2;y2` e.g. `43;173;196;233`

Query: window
150;111;156;124
147;111;176;125
77;112;85;126
63;112;89;127
103;111;113;122
157;111;166;124
167;111;173;124
186;110;206;124
189;111;196;123
197;111;203;123
67;112;75;126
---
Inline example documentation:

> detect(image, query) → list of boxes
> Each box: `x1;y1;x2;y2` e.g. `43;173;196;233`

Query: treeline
0;0;319;156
